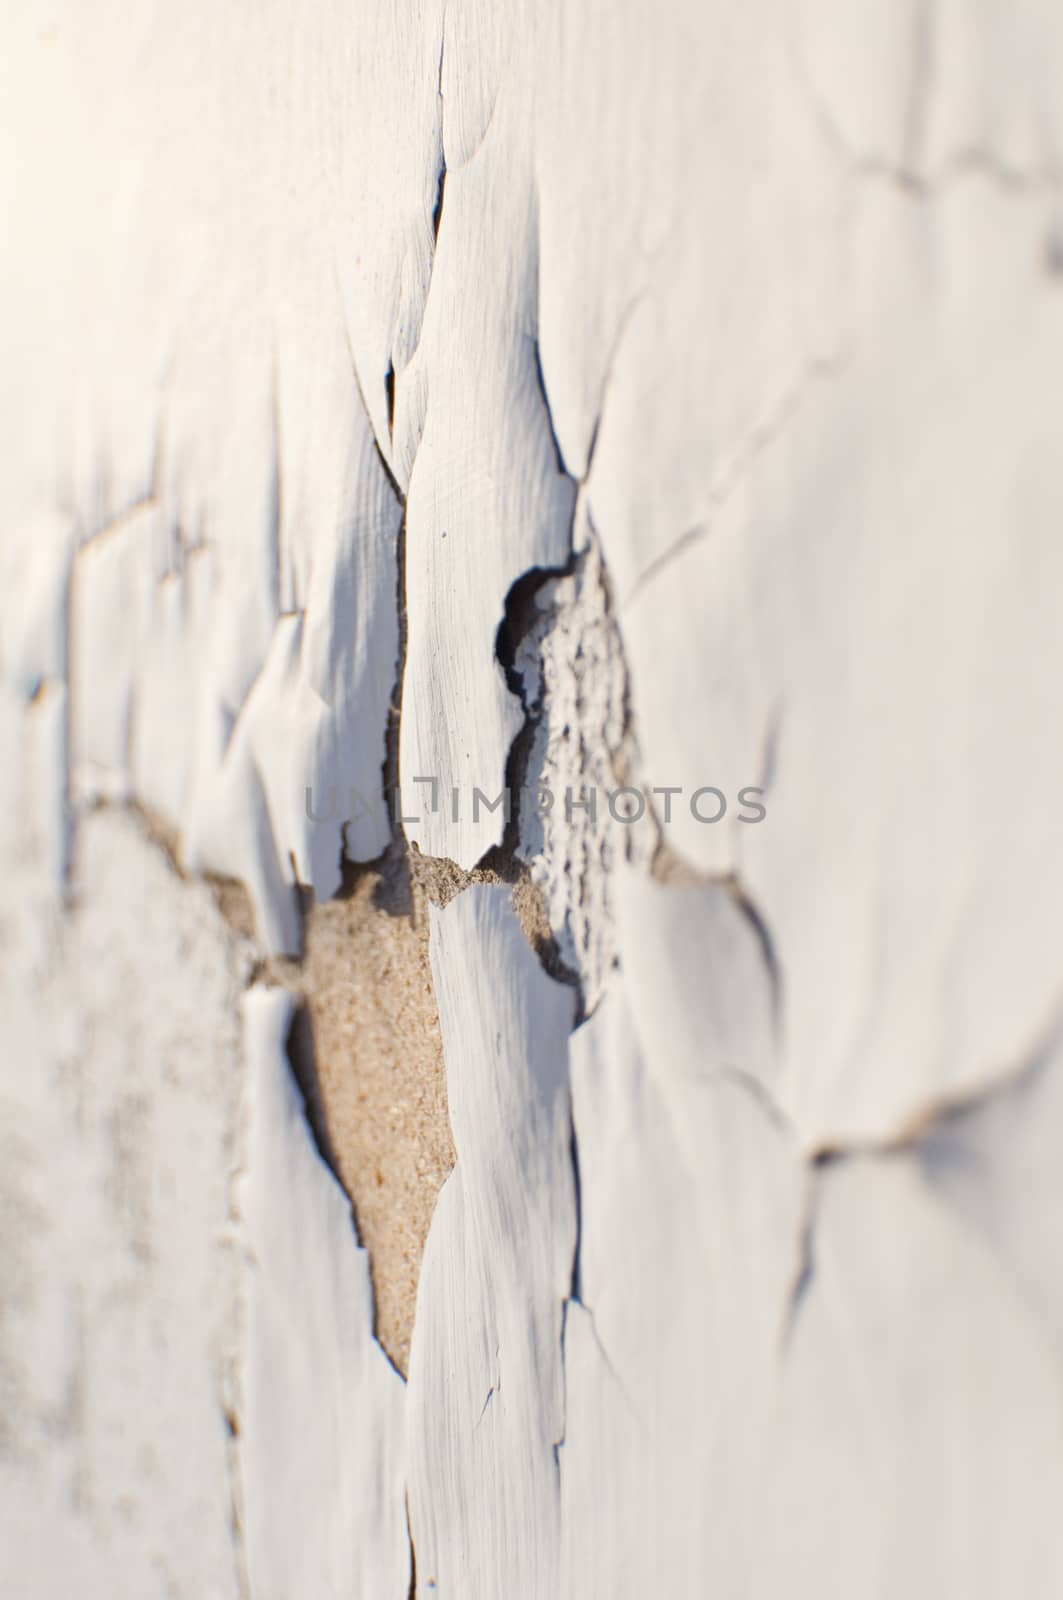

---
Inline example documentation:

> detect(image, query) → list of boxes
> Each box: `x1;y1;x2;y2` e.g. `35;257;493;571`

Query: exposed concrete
285;852;452;1378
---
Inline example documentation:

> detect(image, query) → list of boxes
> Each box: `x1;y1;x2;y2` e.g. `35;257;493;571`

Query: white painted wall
3;2;1063;1594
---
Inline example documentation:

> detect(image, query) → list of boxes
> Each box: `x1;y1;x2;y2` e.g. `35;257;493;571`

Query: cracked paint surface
3;0;1063;1595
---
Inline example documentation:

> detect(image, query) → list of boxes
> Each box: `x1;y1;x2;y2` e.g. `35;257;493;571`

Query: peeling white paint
406;886;575;1597
236;988;409;1599
758;1154;1063;1598
561;978;806;1597
4;1;1063;1595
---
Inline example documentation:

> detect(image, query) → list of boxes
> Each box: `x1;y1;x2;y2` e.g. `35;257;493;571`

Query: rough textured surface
285;855;454;1378
4;1;1063;1595
0;797;413;1597
0;799;245;1597
511;527;637;1012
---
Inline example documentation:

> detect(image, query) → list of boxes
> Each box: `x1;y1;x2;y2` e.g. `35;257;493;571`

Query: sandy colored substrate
284;847;573;1375
135;802;573;1376
284;850;453;1377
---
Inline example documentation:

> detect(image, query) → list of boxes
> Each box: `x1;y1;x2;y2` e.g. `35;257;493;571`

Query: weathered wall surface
3;2;1063;1594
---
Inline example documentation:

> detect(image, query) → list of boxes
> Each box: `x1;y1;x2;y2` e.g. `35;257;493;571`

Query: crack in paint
621;349;850;606
779;1167;821;1355
405;1489;417;1600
